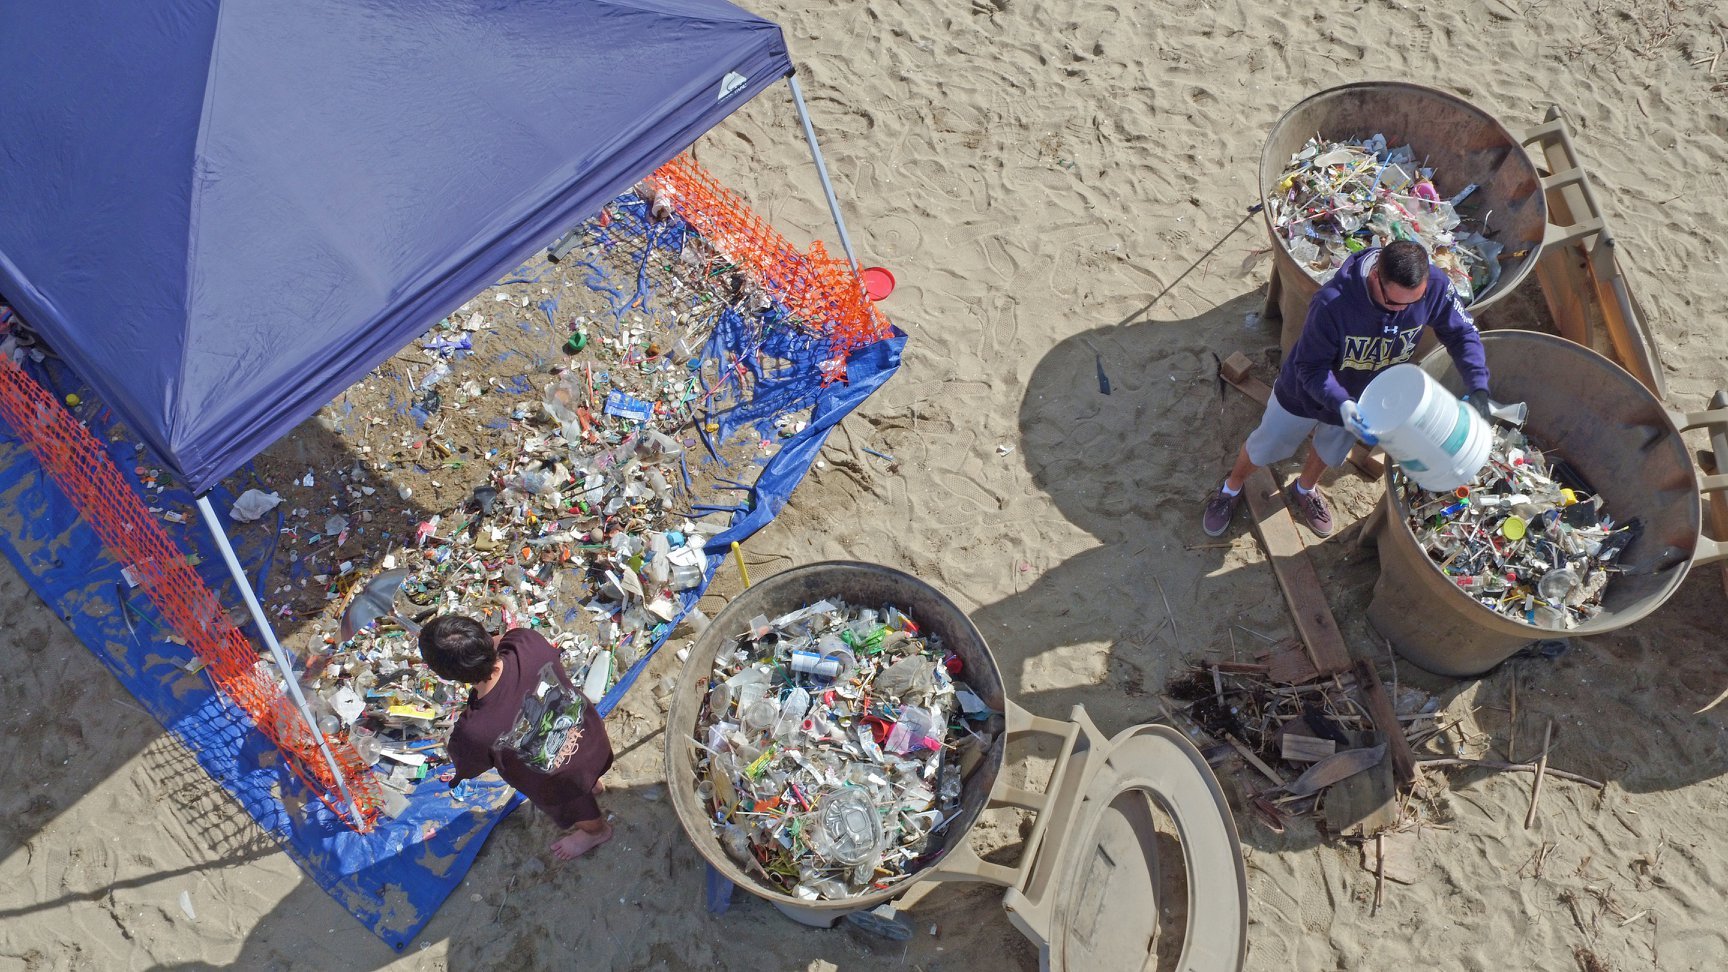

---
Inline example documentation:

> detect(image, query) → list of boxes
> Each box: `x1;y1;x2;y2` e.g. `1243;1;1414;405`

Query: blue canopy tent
0;1;863;844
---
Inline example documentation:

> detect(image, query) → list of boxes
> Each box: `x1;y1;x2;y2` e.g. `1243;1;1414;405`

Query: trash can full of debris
1368;330;1728;675
667;561;1249;972
1260;82;1547;353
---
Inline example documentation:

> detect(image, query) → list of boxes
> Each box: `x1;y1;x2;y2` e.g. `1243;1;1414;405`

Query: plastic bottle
726;666;770;714
644;533;671;585
775;687;811;745
352;731;382;767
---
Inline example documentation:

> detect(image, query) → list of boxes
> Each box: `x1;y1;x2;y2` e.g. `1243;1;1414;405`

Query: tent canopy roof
0;0;790;493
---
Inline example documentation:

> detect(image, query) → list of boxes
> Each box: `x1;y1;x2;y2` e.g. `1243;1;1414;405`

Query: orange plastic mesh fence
649;154;894;377
0;355;382;832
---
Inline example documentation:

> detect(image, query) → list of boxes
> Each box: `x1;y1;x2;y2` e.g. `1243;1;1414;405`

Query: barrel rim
1380;329;1701;638
1257;80;1546;311
663;560;1009;913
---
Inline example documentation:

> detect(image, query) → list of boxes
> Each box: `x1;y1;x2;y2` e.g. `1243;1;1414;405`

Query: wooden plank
1703;391;1728;600
1281;732;1337;763
1225;734;1288;788
1533;250;1594;347
1326;759;1400;837
1239;466;1354;676
1219;352;1272;402
1531;234;1597;353
1347;444;1385;480
1262;637;1321;685
1219;351;1256;385
1220;353;1383;481
1529;114;1666;397
1354;658;1417;787
1586;243;1666;399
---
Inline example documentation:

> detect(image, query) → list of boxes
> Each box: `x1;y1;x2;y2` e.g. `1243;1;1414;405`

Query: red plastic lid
860;266;895;301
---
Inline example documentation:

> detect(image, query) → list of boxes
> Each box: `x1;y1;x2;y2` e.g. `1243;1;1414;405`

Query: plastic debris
1270;134;1503;299
690;600;998;900
1396;422;1634;629
254;183;820;778
229;489;284;523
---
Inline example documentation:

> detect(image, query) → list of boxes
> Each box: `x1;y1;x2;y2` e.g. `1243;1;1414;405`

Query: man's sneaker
1286;483;1333;537
1202;483;1243;537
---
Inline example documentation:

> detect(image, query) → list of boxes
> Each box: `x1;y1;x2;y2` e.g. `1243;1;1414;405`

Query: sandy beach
3;0;1727;969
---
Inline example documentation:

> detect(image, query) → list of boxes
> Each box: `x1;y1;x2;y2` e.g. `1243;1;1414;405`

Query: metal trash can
667;561;1248;971
1260;82;1548;353
1368;330;1728;675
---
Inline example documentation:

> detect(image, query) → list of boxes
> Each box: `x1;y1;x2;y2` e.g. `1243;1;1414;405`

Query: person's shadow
973;281;1728;859
972;289;1322;738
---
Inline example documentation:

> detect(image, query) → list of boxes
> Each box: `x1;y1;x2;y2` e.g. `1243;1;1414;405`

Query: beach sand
3;0;1727;968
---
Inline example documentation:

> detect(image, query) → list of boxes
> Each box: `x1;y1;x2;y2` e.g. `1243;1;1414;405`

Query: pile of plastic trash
691;600;999;900
1271;134;1503;300
1399;426;1636;629
283;191;759;788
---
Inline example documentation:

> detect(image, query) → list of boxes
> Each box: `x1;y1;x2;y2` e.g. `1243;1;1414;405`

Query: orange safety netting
649;154;894;379
0;355;382;832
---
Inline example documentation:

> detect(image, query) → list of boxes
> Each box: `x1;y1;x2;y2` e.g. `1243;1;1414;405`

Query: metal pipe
194;494;358;820
786;74;860;270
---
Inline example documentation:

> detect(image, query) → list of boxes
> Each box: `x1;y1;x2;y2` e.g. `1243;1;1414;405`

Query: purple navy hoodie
1272;248;1490;424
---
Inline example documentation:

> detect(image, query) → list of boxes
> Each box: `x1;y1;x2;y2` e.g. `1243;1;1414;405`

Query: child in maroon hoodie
420;615;615;861
1203;240;1492;538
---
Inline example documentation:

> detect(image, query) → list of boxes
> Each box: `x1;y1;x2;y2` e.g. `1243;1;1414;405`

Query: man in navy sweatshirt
1203;240;1492;538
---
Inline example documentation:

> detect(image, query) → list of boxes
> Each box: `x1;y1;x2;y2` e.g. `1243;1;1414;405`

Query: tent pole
786;74;860;270
194;495;360;822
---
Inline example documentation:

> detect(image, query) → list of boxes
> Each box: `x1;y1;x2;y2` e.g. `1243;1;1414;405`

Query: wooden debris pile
1164;642;1439;837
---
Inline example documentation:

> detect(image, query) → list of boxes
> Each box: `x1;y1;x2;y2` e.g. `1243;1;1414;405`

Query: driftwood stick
1526;719;1555;829
1372;833;1386;915
1153;575;1179;652
1415;757;1602;790
1226;734;1289;787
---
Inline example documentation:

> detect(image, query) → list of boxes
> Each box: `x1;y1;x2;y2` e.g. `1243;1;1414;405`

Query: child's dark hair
418;615;498;683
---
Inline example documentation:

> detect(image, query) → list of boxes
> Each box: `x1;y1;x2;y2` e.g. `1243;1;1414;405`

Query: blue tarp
0;191;904;948
0;352;524;953
0;0;792;495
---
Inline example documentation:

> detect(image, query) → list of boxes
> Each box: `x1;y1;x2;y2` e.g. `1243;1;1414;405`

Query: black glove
1464;389;1492;420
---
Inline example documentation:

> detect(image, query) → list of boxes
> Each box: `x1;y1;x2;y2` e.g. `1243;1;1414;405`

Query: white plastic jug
1357;363;1491;492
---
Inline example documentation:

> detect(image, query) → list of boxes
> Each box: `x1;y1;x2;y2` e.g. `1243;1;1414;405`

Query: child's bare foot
551;822;613;861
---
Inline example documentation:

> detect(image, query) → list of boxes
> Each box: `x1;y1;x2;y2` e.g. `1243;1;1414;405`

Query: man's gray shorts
1244;393;1355;468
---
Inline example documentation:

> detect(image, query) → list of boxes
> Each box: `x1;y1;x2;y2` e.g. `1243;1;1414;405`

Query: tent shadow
142;770;1036;972
0;555;168;891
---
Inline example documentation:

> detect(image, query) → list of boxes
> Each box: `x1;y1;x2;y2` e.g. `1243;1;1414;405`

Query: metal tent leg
786;74;860;271
194;495;359;822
